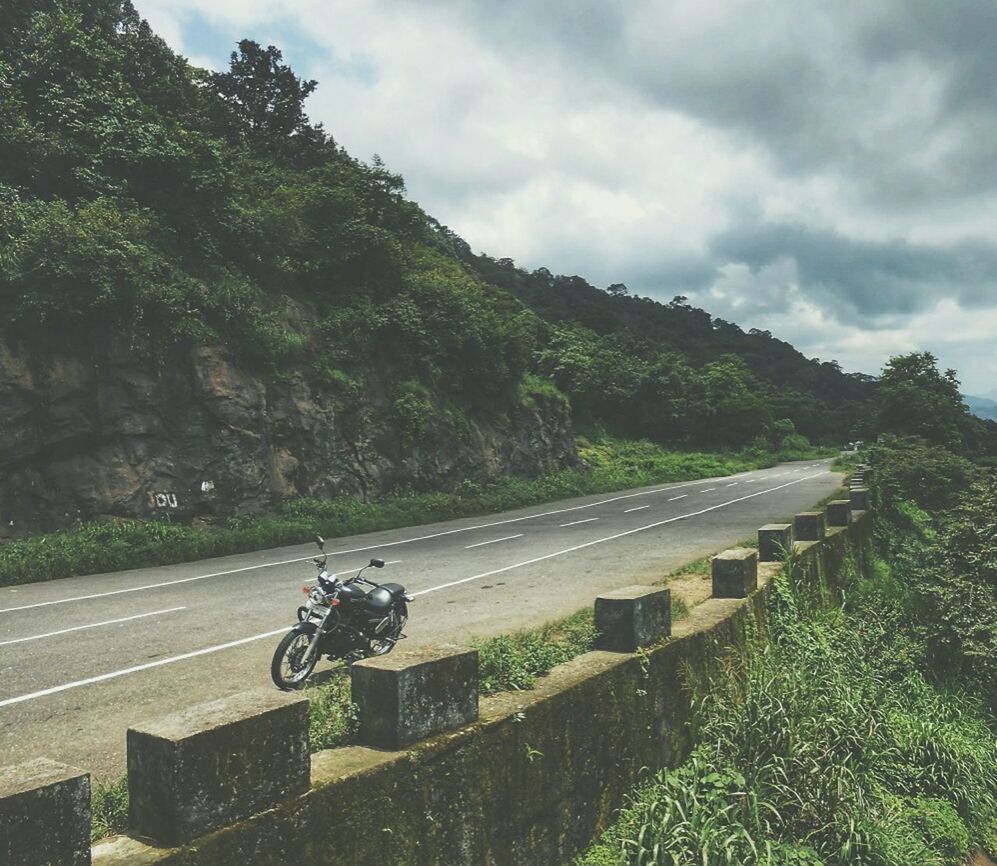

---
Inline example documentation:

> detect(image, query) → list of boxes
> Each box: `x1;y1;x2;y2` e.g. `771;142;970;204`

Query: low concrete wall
84;508;871;866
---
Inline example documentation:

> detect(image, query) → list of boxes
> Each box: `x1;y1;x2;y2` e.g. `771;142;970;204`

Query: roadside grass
0;437;833;588
90;776;129;843
475;609;599;695
573;547;997;866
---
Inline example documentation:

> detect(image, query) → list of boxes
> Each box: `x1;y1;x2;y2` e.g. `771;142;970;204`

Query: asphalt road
0;459;842;780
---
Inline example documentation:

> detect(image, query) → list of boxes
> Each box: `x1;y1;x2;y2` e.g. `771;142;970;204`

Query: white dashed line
413;472;823;598
668;495;688;501
699;487;717;493
0;607;186;647
0;628;289;709
725;482;739;487
624;505;650;513
464;534;524;550
560;518;600;527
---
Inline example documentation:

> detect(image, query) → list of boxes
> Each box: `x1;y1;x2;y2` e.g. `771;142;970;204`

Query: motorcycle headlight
309;587;327;605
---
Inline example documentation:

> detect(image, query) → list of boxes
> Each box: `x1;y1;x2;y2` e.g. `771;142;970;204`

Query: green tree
209;40;317;138
696;355;772;447
876;352;969;450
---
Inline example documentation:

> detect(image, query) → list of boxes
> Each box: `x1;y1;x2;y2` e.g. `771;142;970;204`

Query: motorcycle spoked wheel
270;630;318;690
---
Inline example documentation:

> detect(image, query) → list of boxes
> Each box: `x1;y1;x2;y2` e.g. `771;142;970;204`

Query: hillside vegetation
2;0;872;455
577;356;997;866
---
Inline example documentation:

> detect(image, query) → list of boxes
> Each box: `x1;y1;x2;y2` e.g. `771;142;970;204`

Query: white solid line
0;475;751;614
560;517;599;527
0;469;829;709
306;560;403;585
667;495;688;501
699;487;717;493
624;505;650;513
3;459;825;615
412;472;823;598
0;607;186;647
0;628;289;709
464;534;524;549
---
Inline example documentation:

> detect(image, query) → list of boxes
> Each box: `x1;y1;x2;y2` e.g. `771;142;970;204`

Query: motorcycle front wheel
271;630;318;690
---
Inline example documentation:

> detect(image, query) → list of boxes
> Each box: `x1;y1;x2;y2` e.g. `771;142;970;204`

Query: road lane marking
412;472;824;598
0;607;186;647
668;495;688;501
725;482;739;487
699;487;717;493
0;469;832;707
560;517;599;527
464;535;524;549
624;505;650;513
2;461;831;614
0;628;289;709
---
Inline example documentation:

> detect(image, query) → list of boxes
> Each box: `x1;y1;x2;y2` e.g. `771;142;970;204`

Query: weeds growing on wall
576;535;997;866
0;437;832;588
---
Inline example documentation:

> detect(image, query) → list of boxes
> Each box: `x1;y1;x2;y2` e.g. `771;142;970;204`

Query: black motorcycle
270;535;412;690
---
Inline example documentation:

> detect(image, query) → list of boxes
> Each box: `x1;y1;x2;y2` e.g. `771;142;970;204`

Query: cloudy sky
137;0;997;395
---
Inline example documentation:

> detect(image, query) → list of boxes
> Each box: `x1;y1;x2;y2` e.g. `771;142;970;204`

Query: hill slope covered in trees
1;0;877;533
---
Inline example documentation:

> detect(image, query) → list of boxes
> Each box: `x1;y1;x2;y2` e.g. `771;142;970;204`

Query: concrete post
826;500;853;526
127;690;309;846
352;645;478;750
850;487;872;511
712;548;759;598
758;524;793;562
0;758;91;866
594;585;671;652
793;511;826;541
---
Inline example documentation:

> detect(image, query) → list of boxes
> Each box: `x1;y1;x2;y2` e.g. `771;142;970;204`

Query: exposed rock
0;334;578;535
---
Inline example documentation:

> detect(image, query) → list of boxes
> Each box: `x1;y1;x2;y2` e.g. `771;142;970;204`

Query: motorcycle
270;535;412;690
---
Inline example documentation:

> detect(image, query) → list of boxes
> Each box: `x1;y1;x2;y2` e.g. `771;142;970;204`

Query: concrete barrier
127;690;309;846
850;487;872;511
93;513;874;866
352;645;478;749
758;523;793;562
794;511;826;541
826;500;853;526
0;758;90;866
712;547;759;598
594;585;671;651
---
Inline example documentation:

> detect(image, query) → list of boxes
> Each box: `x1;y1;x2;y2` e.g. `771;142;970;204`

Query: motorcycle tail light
330;598;340;607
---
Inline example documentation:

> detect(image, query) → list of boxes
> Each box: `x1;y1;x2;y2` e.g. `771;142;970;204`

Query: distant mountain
965;395;997;421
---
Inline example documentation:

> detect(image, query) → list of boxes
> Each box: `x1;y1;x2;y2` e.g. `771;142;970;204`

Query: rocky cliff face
0;335;578;536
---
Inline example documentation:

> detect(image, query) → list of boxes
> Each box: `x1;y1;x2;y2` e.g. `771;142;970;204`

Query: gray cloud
708;222;997;322
137;0;997;391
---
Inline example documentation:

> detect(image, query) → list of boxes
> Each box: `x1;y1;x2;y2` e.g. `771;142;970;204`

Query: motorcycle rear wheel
271;630;318;690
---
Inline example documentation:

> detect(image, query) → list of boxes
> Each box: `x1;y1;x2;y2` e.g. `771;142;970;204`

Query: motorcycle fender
290;621;318;636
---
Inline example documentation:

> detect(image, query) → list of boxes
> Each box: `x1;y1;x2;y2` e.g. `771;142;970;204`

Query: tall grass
577;550;997;866
0;437;831;588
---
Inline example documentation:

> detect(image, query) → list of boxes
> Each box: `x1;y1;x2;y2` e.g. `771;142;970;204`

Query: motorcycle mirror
315;535;325;550
370;557;385;568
